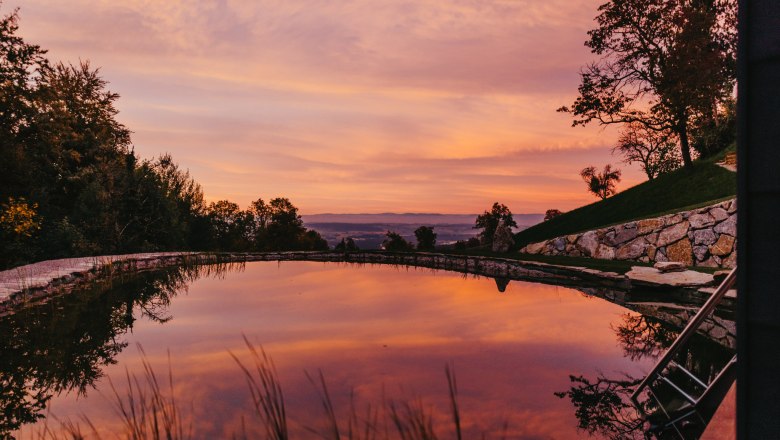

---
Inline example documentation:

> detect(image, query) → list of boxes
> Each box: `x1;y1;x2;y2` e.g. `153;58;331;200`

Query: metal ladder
630;268;737;437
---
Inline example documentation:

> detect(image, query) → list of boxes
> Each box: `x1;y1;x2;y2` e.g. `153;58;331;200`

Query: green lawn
514;149;736;248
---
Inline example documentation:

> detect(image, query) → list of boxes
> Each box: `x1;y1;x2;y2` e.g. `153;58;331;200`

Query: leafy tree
414;226;437;250
382;231;413;251
544;209;563;221
558;0;737;168
207;200;253;251
580;165;622;200
613;122;681;180
261;197;306;250
0;7;49;202
474;203;517;245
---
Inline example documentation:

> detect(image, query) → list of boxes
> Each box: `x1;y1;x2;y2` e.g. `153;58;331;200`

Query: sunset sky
9;0;645;214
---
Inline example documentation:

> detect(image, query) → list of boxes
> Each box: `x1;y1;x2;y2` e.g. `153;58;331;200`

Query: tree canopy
474;203;517;245
559;0;737;169
0;8;327;268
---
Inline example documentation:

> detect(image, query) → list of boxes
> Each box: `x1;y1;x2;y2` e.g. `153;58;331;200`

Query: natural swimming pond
1;261;735;439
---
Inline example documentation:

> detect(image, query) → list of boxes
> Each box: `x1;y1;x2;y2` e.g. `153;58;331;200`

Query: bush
382;231;414;251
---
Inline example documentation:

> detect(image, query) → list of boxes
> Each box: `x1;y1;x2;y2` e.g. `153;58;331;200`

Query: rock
577;231;599;257
655;249;669;262
492;220;515;253
552;236;567;252
566;234;579;243
714;215;737;236
654;261;687;272
693;229;718;245
594;244;616;260
612;225;639;245
722;252;737;268
522;241;546;254
645;232;659;246
700;256;721;267
689;212;716;229
709;234;735;256
616;237;647;260
666;214;684;225
710;207;729;222
626;266;714;287
637;218;664;235
666;238;693;266
727;198;737;214
693;245;709;262
647;245;657;261
658;221;690;247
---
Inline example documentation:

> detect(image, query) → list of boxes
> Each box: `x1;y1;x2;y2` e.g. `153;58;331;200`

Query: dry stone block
722;252;737;268
710;234;735;256
693;245;709;262
658;221;690;247
638;218;664;235
666;238;693;266
689;212;716;229
523;242;546;254
577;231;599;257
714;215;737;236
728;199;737;214
566;234;579;243
553;237;567;252
710;207;729;222
616;237;647;260
595;244;616;260
612;225;639;245
647;245;657;260
693;229;718;245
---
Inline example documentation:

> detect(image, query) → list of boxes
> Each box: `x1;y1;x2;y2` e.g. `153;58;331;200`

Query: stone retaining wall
520;199;737;268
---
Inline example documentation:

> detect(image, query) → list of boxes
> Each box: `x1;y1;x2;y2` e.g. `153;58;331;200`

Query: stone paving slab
0;252;194;302
625;266;715;287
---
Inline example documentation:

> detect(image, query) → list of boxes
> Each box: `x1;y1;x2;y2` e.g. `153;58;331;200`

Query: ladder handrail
631;267;737;403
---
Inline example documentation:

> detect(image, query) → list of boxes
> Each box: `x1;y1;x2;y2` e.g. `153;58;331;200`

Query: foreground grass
25;340;500;440
514;148;737;248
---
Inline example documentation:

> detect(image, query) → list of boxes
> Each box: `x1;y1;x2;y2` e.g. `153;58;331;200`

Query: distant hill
302;213;545;249
302;213;544;226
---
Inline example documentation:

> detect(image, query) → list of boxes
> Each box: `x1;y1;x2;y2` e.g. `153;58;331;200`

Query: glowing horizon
9;0;645;214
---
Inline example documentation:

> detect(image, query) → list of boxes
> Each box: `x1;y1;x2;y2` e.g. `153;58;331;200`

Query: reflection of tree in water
0;262;241;434
613;313;678;362
557;311;735;439
555;373;645;440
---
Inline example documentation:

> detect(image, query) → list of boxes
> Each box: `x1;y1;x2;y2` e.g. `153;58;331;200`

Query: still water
2;261;733;439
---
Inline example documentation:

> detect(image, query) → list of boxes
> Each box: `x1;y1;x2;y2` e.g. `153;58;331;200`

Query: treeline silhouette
0;8;326;269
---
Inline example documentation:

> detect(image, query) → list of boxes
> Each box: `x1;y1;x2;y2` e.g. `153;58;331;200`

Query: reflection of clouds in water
26;261;655;438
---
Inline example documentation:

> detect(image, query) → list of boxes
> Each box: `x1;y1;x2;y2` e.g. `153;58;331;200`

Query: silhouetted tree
382;231;413;251
335;237;359;252
414;226;437;250
544;209;563;221
558;0;737;168
614;122;681;180
474;203;517;245
581;165;622;200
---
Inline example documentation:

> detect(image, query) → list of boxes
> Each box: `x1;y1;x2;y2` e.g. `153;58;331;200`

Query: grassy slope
514;150;737;248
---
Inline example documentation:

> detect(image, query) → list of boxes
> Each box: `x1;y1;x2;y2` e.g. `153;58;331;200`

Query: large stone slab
626;266;714;287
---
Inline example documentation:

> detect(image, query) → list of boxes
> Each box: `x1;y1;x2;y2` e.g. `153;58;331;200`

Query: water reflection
0;263;240;434
556;310;735;439
0;261;735;438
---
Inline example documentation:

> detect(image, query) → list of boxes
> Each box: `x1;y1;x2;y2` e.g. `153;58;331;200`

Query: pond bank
0;251;722;314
